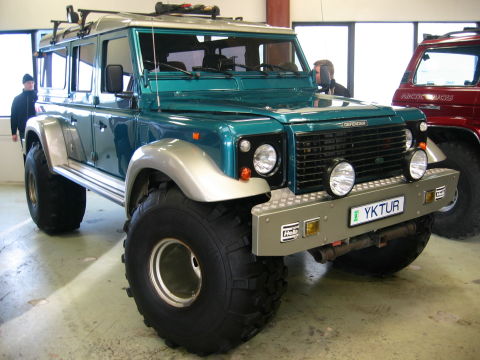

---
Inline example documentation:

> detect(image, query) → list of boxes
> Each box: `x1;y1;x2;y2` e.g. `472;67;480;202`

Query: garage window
0;33;33;116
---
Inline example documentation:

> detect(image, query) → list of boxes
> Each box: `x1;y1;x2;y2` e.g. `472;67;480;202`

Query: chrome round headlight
405;128;413;149
253;144;277;175
404;149;427;181
325;160;355;197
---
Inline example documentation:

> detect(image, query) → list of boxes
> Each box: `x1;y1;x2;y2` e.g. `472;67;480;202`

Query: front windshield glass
138;31;307;74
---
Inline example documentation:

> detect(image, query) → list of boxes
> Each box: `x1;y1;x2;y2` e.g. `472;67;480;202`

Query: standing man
314;59;351;97
11;74;37;144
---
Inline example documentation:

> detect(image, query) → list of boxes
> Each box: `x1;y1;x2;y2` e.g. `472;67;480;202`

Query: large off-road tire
124;186;287;355
430;142;480;239
334;215;433;276
25;142;86;233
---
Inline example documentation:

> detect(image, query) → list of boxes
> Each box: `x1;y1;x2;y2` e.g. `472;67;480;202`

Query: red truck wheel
431;142;480;239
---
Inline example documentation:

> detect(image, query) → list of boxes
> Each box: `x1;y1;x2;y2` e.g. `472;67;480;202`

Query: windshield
138;31;307;75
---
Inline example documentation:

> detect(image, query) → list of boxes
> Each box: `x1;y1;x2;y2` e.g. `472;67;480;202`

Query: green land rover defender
24;3;458;355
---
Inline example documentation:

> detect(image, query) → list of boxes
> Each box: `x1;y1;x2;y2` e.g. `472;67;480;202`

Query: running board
53;161;125;206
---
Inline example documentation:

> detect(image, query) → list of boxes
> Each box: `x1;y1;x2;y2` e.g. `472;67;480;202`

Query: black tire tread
430;141;480;239
124;186;287;355
25;143;86;233
334;215;433;276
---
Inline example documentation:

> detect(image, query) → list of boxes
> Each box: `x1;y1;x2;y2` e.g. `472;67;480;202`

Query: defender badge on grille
341;120;368;128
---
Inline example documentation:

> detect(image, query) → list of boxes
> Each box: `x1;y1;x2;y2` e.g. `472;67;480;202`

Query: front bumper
252;168;459;256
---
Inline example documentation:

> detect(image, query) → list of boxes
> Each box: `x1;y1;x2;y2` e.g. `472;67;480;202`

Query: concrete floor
0;183;479;360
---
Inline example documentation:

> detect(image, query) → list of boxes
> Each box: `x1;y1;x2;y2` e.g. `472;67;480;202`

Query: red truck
393;27;480;239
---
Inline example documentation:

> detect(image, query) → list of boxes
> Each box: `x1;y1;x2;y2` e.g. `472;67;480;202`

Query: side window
414;46;480;86
104;37;133;92
72;43;96;92
39;48;67;89
263;42;297;70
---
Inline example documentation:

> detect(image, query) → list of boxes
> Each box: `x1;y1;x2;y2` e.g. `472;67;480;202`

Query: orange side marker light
240;167;251;181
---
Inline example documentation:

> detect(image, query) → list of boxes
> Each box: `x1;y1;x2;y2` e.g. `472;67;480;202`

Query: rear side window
72;43;96;92
414;46;480;86
39;48;67;89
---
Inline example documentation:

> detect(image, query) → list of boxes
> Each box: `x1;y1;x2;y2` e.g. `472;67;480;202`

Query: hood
153;88;397;123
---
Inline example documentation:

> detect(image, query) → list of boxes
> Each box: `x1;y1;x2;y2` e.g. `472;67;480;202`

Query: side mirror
105;64;124;93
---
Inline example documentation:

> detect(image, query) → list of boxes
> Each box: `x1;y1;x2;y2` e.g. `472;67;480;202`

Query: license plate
350;196;405;227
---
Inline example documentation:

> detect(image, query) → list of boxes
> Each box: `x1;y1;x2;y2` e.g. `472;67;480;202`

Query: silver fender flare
426;136;446;164
125;139;270;206
24;115;68;170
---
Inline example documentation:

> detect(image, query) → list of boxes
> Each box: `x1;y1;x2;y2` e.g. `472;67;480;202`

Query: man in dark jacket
11;74;37;143
314;59;351;97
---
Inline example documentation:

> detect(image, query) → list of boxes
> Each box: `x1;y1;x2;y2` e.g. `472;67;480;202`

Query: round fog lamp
404;149;427;181
405;128;413;149
325;160;355;197
253;144;277;175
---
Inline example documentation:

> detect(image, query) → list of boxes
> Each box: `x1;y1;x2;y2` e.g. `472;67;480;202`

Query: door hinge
91;151;98;162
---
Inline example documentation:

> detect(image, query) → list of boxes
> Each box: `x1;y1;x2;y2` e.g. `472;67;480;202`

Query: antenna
151;19;161;110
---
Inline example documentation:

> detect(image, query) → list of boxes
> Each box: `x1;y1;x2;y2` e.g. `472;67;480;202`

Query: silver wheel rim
28;172;38;206
438;187;458;213
149;238;202;307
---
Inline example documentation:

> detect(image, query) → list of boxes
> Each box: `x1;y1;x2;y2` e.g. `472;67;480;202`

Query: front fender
426;137;446;164
24;115;68;170
125;139;270;208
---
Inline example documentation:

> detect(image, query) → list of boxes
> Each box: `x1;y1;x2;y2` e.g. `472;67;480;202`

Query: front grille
295;123;406;193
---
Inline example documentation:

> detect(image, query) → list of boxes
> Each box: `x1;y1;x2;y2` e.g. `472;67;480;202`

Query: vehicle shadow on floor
0;190;125;324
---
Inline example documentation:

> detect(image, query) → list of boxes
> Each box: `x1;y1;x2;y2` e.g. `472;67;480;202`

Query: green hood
152;88;397;123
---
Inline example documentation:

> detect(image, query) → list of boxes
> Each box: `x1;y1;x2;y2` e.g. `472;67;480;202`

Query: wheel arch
429;125;480;150
124;139;270;218
24;115;68;171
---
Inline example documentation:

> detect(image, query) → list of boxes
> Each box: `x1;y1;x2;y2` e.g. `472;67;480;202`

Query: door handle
419;105;440;110
70;116;78;125
98;120;107;132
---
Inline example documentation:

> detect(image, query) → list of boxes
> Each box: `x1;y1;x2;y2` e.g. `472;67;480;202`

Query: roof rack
154;2;220;18
423;27;480;41
49;3;221;44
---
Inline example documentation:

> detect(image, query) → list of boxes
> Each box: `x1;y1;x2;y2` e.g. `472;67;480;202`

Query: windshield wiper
233;63;269;75
192;66;233;77
144;60;198;78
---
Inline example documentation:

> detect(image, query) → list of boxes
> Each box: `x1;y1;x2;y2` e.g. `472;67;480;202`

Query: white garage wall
0;0;266;30
292;0;480;22
0;0;479;30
